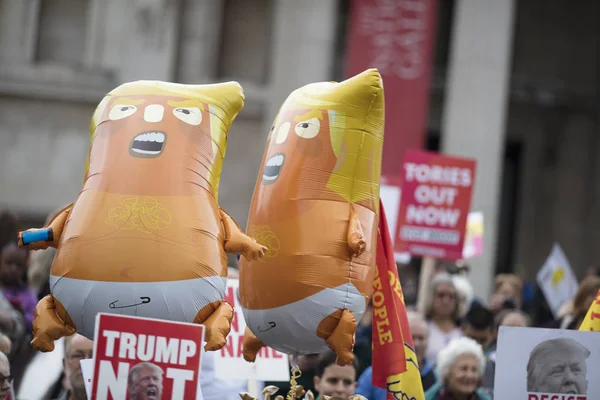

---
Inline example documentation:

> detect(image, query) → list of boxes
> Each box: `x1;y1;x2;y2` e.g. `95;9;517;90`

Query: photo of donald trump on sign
128;362;164;400
494;326;598;399
526;338;589;395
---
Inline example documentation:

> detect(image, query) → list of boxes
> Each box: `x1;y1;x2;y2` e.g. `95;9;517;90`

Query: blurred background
0;0;597;303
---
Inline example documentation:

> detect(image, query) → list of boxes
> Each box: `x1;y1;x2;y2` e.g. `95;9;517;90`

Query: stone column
176;0;225;83
0;0;40;65
265;0;339;130
440;0;516;300
119;0;181;82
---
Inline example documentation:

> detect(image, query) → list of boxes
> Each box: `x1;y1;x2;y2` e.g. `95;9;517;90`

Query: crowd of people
0;208;599;400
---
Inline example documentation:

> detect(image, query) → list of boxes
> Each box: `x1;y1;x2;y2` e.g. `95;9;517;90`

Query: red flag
372;199;425;400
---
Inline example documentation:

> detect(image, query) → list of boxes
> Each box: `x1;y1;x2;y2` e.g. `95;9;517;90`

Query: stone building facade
0;0;597;299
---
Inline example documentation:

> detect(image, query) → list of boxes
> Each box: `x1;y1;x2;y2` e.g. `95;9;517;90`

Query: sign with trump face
91;313;205;399
495;326;599;399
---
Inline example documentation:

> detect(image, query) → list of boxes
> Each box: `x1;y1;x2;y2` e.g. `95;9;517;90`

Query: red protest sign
396;149;476;261
91;313;204;400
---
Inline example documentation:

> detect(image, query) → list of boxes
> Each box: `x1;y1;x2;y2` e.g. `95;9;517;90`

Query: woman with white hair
424;273;463;362
425;337;491;400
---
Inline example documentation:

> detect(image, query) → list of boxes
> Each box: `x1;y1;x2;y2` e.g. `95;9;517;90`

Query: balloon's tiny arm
326;309;357;366
200;301;234;352
31;295;76;352
219;208;268;261
242;326;265;363
18;203;73;250
347;204;366;258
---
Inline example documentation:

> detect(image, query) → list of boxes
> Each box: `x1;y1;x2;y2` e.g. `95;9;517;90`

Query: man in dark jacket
355;311;437;399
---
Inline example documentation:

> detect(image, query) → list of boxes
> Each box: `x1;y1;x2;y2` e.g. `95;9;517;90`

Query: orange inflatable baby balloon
239;69;384;365
18;81;267;352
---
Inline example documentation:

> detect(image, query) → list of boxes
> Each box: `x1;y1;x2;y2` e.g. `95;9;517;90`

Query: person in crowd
424;273;463;363
0;244;36;332
0;334;10;357
0;212;18;251
0;290;23;351
128;362;164;400
353;303;372;378
55;335;93;400
526;338;589;395
408;311;437;391
425;337;491;400
557;276;600;330
55;334;94;400
263;354;318;398
489;274;522;313
486;308;531;365
461;305;495;396
495;309;530;328
527;284;556;328
0;243;36;391
313;350;358;400
27;246;56;300
0;351;13;400
355;311;437;399
452;275;475;319
17;337;65;399
461;306;494;355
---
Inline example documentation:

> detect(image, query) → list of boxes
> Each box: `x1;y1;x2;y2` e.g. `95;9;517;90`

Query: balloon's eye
173;107;202;125
109;105;137;120
295;118;320;139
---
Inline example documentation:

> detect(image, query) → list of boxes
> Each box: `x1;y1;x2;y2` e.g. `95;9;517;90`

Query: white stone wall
0;0;597;284
0;98;92;214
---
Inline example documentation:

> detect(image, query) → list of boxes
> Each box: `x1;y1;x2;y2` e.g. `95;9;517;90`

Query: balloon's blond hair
279;69;384;210
84;80;245;201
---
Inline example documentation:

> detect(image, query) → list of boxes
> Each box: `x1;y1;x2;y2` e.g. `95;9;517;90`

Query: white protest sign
536;243;578;318
380;183;401;242
379;184;412;263
215;279;290;382
80;358;93;399
494;326;598;399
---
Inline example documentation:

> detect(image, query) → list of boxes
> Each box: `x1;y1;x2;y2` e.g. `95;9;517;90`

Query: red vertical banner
345;0;439;183
372;200;425;400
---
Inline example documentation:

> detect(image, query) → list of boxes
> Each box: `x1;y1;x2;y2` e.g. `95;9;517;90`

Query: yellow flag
579;290;600;331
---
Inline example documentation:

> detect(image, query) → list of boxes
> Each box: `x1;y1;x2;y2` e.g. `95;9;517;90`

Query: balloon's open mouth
130;131;167;158
262;153;285;184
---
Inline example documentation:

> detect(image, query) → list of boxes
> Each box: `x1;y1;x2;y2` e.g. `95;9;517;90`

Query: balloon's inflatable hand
242;326;265;362
220;208;268;261
347;205;366;258
31;295;76;352
201;301;234;351
325;309;357;366
18;229;53;250
18;203;73;250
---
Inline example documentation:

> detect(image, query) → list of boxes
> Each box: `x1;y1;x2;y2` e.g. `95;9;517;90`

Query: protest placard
495;326;599;399
214;279;290;382
81;358;93;399
91;313;204;399
462;211;484;259
536;243;578;318
395;149;477;260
